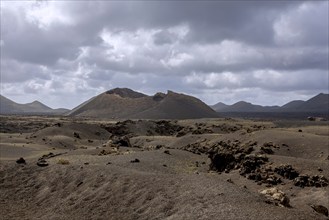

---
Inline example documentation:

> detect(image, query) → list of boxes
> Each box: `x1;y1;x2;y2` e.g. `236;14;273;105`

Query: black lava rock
16;157;26;164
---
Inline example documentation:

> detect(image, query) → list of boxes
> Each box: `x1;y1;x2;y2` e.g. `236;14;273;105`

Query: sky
0;0;328;109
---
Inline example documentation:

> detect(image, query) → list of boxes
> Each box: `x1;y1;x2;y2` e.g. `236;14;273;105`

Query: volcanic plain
0;115;328;219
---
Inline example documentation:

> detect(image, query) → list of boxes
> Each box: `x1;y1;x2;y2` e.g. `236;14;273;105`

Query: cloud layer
1;1;328;108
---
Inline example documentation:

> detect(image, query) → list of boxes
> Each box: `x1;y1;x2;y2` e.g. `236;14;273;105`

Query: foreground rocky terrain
0;115;328;219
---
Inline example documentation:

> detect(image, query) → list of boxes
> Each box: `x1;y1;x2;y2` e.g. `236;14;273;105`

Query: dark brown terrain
0;115;328;219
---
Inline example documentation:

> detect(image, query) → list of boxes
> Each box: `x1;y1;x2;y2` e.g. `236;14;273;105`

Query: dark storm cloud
153;30;175;45
63;1;299;45
0;1;328;108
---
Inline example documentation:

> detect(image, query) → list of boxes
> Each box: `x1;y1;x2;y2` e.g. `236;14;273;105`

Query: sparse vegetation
57;159;70;165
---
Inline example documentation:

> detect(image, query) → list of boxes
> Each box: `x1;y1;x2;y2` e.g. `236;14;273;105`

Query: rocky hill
294;93;329;112
67;88;218;119
211;102;228;112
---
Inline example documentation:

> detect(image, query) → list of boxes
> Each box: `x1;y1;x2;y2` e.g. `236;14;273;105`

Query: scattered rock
310;204;328;217
260;187;290;207
207;141;289;186
294;174;328;187
102;121;131;136
84;162;89;165
36;152;66;167
38;152;66;162
73;132;81;139
209;152;236;172
260;142;279;154
263;142;279;148
153;120;184;136
192;127;213;135
112;136;131;147
16;157;26;164
106;162;112;165
298;129;303;132
37;159;49;167
54;122;62;127
183;142;207;155
212;123;242;133
77;181;83;187
247;173;282;185
274;165;299;180
164;150;171;155
155;145;163;150
260;147;274;154
208;141;265;175
130;158;140;163
226;178;234;184
41;152;54;159
176;130;187;137
239;154;268;176
98;147;119;156
102;120;183;137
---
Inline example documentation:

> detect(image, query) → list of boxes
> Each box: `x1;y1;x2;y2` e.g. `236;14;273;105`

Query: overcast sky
1;1;328;109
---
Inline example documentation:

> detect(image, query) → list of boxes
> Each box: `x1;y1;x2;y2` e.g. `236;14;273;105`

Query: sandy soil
0;115;328;219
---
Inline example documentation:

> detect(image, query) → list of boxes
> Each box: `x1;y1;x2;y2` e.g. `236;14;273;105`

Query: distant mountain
211;102;228;111
297;93;329;112
211;93;328;113
25;100;53;112
0;95;69;115
280;100;305;110
214;101;279;112
67;88;218;119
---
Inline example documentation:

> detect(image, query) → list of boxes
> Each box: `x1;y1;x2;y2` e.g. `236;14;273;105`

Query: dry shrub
57;159;70;165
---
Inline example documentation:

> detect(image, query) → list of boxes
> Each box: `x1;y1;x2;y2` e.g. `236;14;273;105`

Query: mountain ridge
211;93;329;113
0;95;69;115
2;91;328;117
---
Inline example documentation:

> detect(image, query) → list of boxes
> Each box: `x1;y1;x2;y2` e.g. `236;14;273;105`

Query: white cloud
253;69;282;83
273;1;328;46
193;40;264;67
25;1;74;29
165;52;194;68
184;72;241;89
